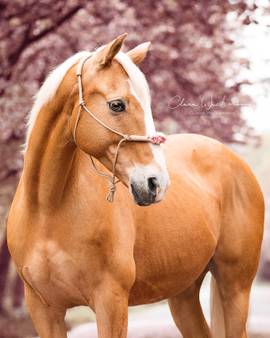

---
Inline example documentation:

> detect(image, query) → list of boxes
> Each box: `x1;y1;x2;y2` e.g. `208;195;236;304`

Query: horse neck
23;91;77;210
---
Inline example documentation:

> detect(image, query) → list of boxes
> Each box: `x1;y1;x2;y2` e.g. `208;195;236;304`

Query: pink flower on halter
149;133;166;145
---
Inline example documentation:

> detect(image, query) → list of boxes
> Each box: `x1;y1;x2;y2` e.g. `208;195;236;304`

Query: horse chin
133;198;153;207
137;201;152;207
136;199;161;207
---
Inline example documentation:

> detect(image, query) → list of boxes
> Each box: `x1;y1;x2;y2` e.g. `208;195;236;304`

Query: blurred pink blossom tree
0;0;268;319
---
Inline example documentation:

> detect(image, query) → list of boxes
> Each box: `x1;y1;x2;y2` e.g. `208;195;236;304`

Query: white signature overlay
168;95;250;112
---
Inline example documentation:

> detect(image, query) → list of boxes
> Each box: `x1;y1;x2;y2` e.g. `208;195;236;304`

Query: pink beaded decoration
149;133;166;145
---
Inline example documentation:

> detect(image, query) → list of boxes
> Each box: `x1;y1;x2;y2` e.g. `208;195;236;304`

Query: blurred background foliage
0;0;269;337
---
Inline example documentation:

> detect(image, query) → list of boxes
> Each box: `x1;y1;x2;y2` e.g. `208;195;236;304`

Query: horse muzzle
129;167;169;206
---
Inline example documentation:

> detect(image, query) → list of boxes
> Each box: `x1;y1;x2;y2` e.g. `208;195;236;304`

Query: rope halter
73;54;166;202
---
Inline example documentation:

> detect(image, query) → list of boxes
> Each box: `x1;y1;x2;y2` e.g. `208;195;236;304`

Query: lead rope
73;54;166;202
89;137;127;202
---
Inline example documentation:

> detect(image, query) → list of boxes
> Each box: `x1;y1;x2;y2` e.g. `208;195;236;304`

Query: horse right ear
96;33;127;67
126;42;151;65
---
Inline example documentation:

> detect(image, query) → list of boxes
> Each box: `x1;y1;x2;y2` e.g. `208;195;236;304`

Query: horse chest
20;240;96;307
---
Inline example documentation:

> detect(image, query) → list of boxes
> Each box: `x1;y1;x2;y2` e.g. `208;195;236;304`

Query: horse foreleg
93;278;129;338
24;285;67;338
168;273;211;338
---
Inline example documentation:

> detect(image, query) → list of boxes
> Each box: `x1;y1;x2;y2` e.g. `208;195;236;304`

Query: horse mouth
131;183;157;206
137;201;152;207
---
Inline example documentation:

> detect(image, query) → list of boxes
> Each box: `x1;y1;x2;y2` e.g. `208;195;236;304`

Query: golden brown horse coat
7;35;264;338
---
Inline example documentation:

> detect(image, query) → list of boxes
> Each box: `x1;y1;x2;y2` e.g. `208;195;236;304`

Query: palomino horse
7;34;264;338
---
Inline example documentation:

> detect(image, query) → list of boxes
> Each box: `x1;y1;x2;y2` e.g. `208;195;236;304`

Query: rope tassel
106;180;117;203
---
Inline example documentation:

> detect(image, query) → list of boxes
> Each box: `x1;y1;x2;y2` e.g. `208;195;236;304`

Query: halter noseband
73;54;166;202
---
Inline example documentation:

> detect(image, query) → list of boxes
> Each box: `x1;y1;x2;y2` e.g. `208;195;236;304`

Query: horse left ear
127;42;151;65
97;33;127;67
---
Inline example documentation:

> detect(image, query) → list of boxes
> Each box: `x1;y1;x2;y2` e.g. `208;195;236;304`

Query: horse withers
7;34;264;338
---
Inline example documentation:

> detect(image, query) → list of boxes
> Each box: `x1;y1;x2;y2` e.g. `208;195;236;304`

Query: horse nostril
148;177;158;197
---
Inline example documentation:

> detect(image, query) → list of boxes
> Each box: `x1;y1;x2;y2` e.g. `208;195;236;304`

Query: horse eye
108;100;126;113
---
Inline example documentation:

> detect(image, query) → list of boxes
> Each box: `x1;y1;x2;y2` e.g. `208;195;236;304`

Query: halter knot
123;134;130;141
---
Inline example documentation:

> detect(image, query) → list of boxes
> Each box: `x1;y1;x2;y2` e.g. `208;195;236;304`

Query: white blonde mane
24;48;152;150
24;51;91;149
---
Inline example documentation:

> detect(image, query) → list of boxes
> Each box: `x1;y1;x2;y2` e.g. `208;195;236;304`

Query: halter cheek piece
73;54;166;202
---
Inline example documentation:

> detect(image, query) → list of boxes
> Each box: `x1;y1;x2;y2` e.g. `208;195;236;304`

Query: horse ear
97;33;127;67
127;42;151;65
